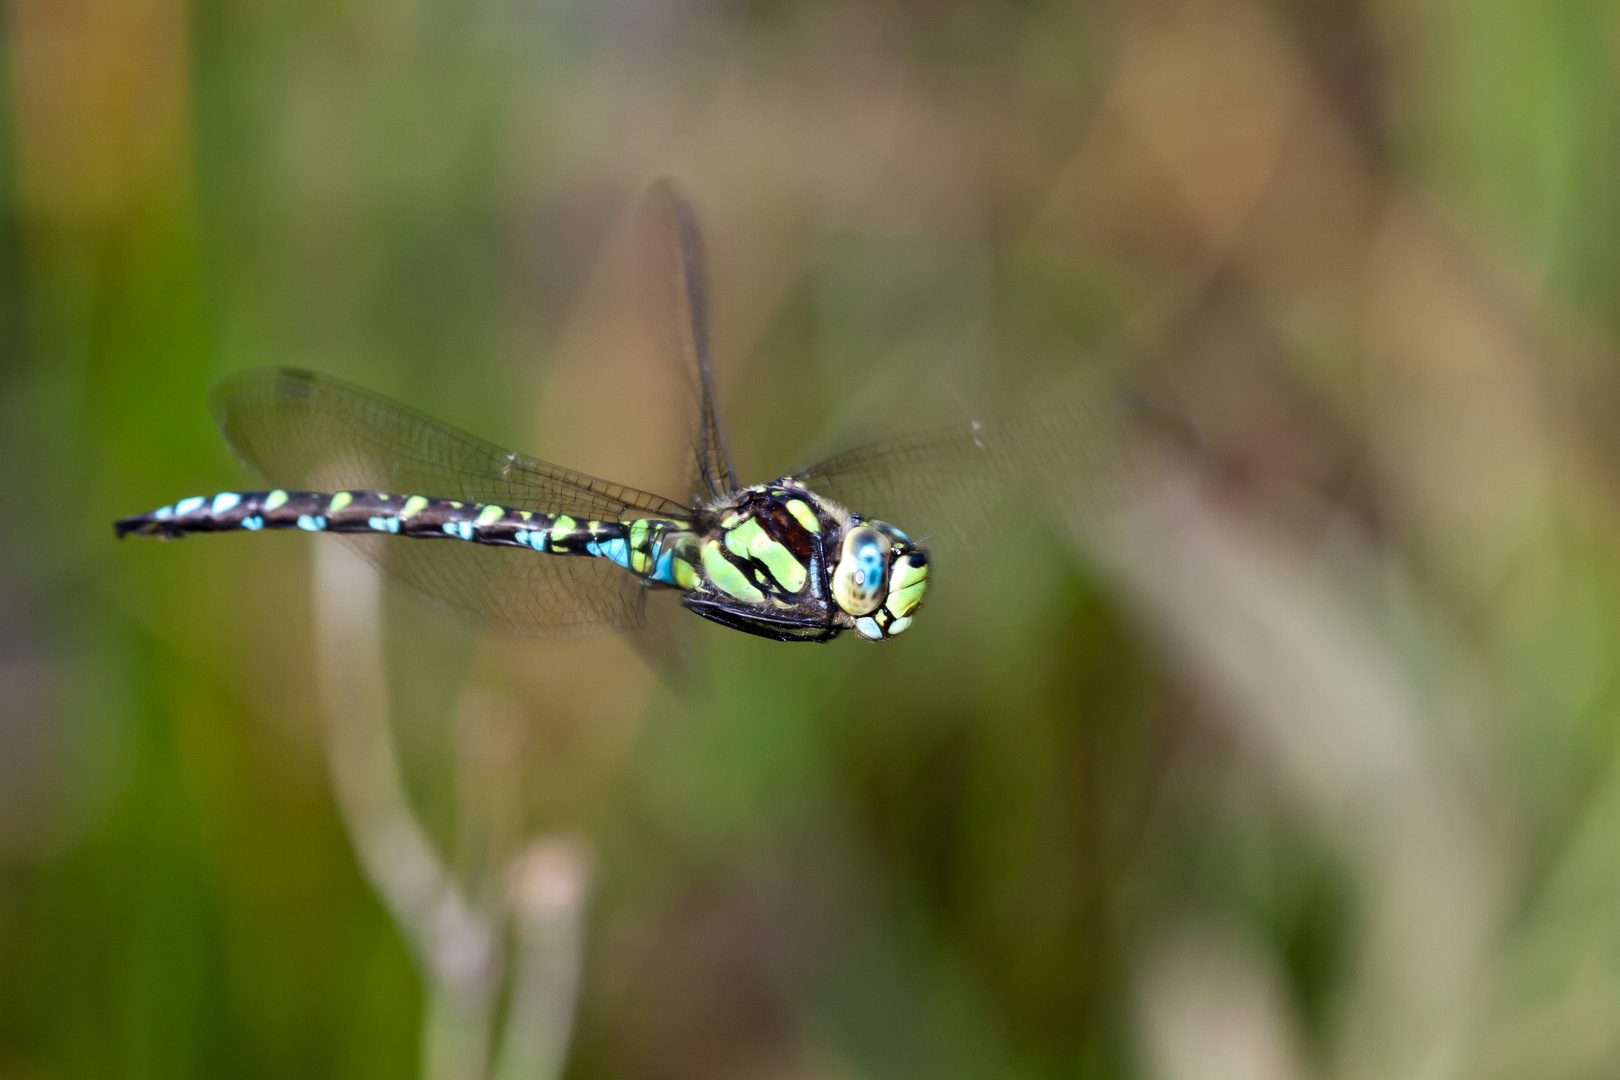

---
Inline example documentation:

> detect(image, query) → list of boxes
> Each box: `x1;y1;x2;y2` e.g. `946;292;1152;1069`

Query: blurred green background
7;0;1620;1077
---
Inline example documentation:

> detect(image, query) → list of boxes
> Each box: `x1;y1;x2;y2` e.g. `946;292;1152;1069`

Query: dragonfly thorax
679;480;928;643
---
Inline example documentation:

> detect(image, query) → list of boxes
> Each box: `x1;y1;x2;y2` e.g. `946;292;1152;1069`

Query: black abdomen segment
114;489;620;555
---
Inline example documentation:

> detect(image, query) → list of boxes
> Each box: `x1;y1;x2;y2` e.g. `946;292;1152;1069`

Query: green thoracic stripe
701;539;764;602
724;517;806;593
785;499;820;533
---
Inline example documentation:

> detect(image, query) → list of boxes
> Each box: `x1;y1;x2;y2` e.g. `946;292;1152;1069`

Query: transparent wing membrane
636;180;738;499
212;368;689;519
796;373;1180;553
344;531;645;638
210;367;686;636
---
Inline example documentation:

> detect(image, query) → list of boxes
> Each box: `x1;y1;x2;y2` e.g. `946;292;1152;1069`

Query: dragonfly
114;181;933;644
115;181;1162;645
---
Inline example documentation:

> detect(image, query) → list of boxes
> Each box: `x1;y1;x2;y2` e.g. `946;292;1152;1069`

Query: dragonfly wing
795;372;1182;553
622;585;697;686
342;530;646;638
795;424;1011;553
212;367;689;518
210;366;685;637
635;179;739;499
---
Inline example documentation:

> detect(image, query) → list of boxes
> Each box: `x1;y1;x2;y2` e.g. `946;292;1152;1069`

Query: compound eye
832;526;887;616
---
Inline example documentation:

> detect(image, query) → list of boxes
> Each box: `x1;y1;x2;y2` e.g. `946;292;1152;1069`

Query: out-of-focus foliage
6;0;1620;1078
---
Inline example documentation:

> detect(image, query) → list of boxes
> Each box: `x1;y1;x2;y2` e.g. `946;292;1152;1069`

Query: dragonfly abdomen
115;489;699;588
117;489;543;542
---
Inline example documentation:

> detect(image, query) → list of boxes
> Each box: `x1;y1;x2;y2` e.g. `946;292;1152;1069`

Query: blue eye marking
853;539;885;587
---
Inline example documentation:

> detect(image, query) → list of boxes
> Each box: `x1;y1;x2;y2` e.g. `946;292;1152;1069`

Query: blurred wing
622;585;699;688
342;532;647;639
212;367;689;517
636;179;738;498
210;366;688;637
795;374;1181;553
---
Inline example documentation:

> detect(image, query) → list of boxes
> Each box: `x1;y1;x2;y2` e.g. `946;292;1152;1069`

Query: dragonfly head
831;520;929;641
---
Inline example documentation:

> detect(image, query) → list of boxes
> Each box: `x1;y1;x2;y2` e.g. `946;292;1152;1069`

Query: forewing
210;366;685;636
795;372;1181;553
212;367;688;518
635;179;738;499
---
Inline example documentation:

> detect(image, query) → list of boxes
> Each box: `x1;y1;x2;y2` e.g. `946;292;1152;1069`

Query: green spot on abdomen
672;558;699;591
